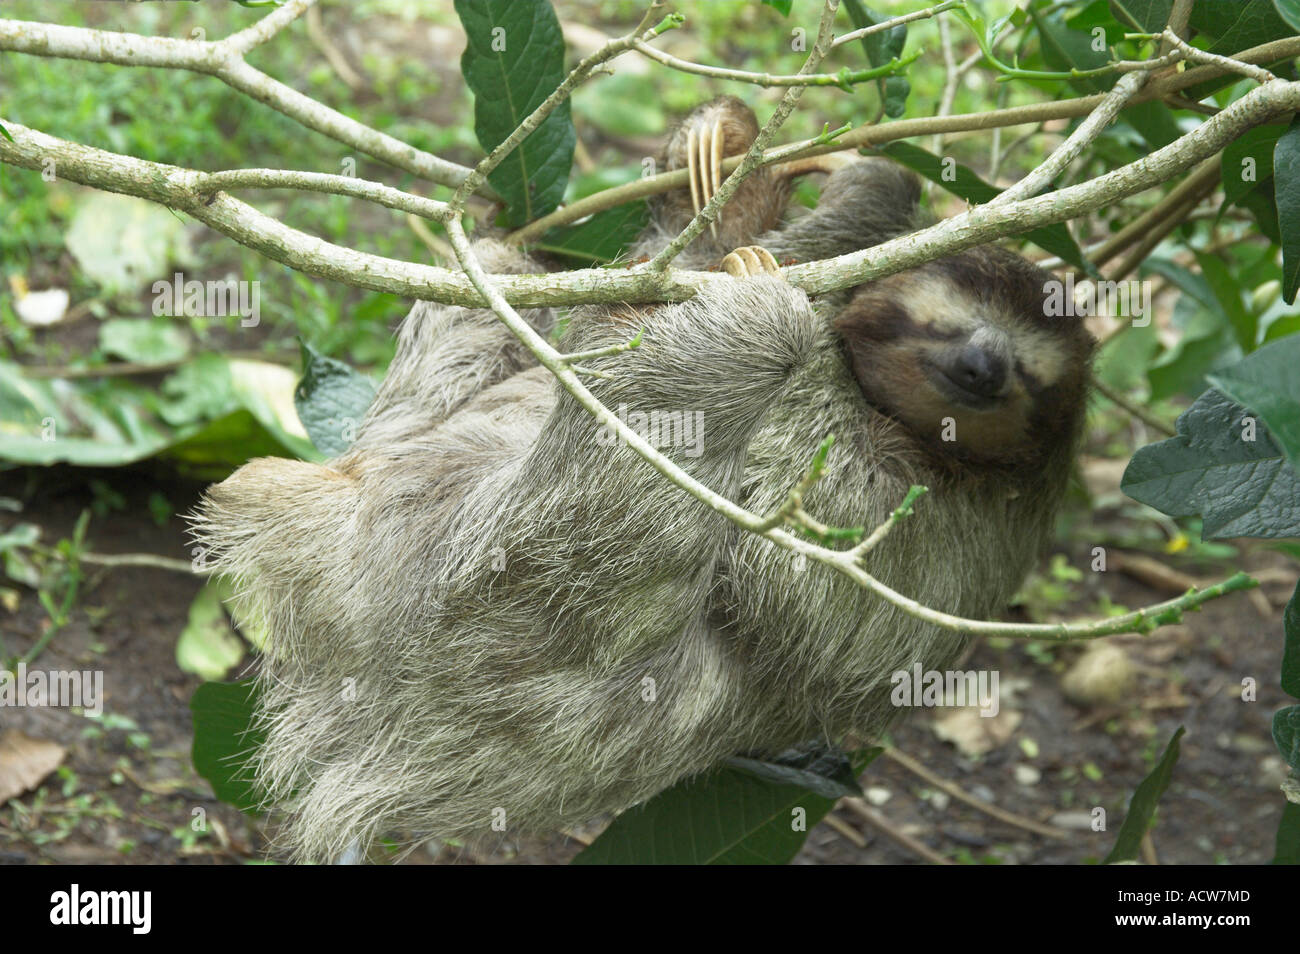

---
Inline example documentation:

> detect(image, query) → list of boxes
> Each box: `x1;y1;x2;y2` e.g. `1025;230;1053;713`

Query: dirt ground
0;465;1291;866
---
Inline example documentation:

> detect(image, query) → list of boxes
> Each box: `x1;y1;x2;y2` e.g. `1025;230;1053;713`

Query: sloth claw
687;118;725;238
721;246;781;279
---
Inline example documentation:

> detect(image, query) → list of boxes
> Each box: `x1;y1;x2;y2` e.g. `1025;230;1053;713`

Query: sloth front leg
720;246;782;278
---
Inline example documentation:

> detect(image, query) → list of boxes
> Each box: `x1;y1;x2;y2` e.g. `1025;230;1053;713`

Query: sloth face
833;246;1094;466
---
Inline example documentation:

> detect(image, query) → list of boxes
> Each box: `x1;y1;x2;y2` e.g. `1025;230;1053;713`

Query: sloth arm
472;275;821;659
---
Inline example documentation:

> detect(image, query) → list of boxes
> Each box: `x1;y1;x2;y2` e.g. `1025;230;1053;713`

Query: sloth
193;97;1094;862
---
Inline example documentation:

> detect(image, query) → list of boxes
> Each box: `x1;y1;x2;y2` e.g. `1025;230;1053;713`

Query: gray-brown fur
192;99;1092;862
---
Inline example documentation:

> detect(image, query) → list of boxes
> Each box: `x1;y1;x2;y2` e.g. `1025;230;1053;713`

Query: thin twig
506;35;1300;244
820;812;868;847
831;0;964;49
631;38;916;87
203;168;451;221
990;70;1148;206
840;798;953;864
882;748;1070;841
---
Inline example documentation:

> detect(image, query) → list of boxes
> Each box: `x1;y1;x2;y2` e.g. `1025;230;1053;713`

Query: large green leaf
293;341;377;458
1274;801;1300;864
1276;0;1300;33
843;1;911;117
176;580;244;682
190;678;264;815
879;142;1091;271
455;0;575;226
1121;385;1300;538
1274;119;1300;304
1108;0;1172;31
1103;727;1184;864
1195;251;1257;352
574;748;882;865
1274;705;1300;772
64;192;190;296
1222;124;1285;243
537;201;649;264
1207;333;1300;470
1190;0;1296;53
99;318;191;365
0;357;314;472
572;767;838;865
1284;580;1300;699
1222;125;1284;207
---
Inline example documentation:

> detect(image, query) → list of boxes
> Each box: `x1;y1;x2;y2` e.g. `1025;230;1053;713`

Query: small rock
1014;764;1042;786
864;786;892;806
1060;643;1137;706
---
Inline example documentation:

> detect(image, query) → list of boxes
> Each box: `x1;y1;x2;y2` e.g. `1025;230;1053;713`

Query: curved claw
721;245;781;279
687;118;725;238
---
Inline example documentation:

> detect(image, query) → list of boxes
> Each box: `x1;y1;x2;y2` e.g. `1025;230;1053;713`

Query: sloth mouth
923;361;1003;411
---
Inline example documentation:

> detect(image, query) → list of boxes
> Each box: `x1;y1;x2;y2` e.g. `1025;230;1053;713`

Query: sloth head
834;245;1095;469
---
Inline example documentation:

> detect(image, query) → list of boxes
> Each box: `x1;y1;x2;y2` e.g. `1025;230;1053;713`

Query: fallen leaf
931;707;1022;758
0;729;66;801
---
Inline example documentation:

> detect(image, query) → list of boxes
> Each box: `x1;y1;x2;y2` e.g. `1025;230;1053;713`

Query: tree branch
0;4;487;195
505;34;1300;243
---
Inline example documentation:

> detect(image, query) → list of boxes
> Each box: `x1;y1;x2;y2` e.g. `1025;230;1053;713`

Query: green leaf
99;318;191;365
574;749;881;865
880;141;1092;271
454;0;576;226
0;122;13;143
1222;124;1283;207
1029;4;1110;92
0;358;313;472
1195;251;1257;352
761;0;794;16
1283;579;1300;699
1103;727;1184;864
0;523;42;589
1274;705;1300;771
573;767;837;865
843;1;912;117
294;341;376;458
1121;385;1300;538
536;200;649;263
1191;0;1295;53
1276;0;1300;33
190;679;264;814
1274;800;1300;864
1207;333;1300;470
1108;0;1172;31
176;580;245;681
1142;258;1239;400
65;193;189;296
1274;119;1300;304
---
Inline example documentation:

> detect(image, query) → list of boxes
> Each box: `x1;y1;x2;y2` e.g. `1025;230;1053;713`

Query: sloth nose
946;344;1007;399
